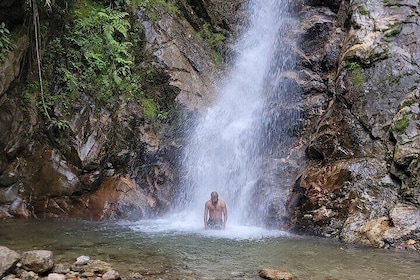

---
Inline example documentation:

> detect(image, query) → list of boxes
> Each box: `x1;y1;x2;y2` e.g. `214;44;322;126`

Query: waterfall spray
177;0;299;228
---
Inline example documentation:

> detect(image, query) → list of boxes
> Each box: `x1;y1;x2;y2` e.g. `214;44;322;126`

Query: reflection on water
1;219;420;279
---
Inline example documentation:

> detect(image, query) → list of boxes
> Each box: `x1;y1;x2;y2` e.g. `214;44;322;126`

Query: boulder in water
259;268;297;280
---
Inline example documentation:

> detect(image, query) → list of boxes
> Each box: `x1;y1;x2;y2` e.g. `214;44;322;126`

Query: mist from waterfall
176;0;299;228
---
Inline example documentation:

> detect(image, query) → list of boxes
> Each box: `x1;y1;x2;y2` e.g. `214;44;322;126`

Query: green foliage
199;23;225;49
199;23;225;65
380;182;396;189
383;0;403;7
383;21;401;37
392;115;409;133
71;5;135;99
389;75;401;87
51;118;70;130
345;61;365;90
141;98;157;119
42;1;143;114
23;81;70;130
398;99;416;111
25;0;179;132
131;0;180;19
213;51;223;66
0;22;14;62
358;6;370;15
22;82;38;104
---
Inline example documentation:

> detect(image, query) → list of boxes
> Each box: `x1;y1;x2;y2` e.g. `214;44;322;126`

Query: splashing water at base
121;217;291;240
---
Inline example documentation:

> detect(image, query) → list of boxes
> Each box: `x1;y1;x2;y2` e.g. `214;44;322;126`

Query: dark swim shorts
207;219;223;229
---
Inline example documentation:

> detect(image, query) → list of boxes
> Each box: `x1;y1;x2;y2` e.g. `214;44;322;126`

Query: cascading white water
176;0;298;228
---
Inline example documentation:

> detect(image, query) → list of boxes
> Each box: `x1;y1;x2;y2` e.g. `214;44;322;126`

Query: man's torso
206;200;225;220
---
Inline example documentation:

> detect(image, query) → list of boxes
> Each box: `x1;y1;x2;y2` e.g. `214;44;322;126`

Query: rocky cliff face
0;0;244;220
286;0;420;249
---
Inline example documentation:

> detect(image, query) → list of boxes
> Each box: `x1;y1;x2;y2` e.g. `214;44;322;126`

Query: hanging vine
29;0;51;121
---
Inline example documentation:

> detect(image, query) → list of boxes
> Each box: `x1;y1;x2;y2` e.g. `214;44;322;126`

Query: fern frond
112;71;123;85
97;11;109;19
113;19;130;38
103;24;114;35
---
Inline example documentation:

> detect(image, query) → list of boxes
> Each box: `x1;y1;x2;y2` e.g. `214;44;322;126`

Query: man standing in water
204;191;227;230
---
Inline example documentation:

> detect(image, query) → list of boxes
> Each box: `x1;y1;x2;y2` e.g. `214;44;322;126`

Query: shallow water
1;219;419;279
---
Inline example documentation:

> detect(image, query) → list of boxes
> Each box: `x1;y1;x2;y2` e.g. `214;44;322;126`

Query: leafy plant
133;0;180;19
141;98;157;119
358;6;369;15
43;2;142;110
392;115;409;133
199;23;225;49
72;5;134;88
379;19;401;42
213;51;223;66
51;118;70;130
398;99;416;111
25;0;178;132
199;23;225;65
0;22;14;62
345;61;365;90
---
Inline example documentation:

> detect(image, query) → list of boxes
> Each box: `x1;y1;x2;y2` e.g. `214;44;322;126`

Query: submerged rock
259;268;297;280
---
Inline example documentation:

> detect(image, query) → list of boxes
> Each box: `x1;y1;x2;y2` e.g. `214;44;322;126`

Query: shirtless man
204;191;227;230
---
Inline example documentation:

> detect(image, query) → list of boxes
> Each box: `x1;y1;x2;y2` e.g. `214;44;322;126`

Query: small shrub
199;23;225;65
398;99;416;111
392;115;409;133
141;98;157;119
358;6;369;15
0;22;14;61
199;23;225;49
383;21;402;37
134;0;180;18
345;61;364;90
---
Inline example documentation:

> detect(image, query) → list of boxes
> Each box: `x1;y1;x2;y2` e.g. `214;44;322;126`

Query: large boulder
38;175;156;220
339;204;420;249
0;246;20;278
21;250;54;274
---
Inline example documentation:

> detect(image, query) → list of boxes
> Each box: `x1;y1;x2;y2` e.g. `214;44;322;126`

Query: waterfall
176;0;299;228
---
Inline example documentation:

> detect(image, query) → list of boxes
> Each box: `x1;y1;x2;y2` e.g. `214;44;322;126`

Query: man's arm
204;203;208;230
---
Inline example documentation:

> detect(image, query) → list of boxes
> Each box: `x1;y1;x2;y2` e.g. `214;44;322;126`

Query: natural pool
1;218;419;279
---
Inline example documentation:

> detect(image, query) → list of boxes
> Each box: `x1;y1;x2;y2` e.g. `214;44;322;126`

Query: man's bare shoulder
219;199;227;207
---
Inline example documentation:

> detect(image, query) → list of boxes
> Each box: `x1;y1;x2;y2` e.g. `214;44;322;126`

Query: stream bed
1;219;419;279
